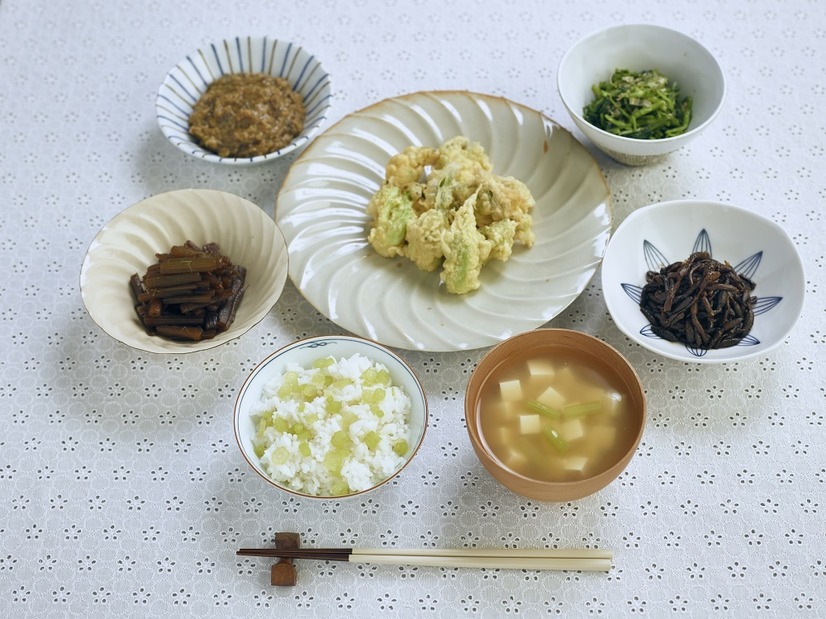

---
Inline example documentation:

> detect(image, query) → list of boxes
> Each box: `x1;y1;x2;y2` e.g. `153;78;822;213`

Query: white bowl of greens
557;24;725;166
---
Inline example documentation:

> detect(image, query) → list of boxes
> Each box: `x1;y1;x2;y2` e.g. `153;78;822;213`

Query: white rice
249;353;412;496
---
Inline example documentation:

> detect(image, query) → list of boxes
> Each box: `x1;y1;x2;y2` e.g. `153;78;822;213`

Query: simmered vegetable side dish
129;241;246;341
583;69;692;139
639;251;757;349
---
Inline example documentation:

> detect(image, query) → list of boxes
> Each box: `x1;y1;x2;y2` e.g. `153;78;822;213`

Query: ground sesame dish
189;73;305;158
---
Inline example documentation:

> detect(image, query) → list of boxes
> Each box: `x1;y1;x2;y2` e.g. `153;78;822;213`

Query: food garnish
366;136;535;295
639;251;756;349
525;400;562;419
583;69;692;139
542;427;569;453
130;241;246;341
189;73;305;158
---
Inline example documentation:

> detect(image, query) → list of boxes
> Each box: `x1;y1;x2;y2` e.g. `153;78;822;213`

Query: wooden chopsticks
236;547;613;572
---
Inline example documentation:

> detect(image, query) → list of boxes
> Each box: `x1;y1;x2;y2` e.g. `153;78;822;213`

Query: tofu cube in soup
519;414;541;435
559;417;585;442
537;385;565;410
527;359;555;377
502;448;529;472
499;379;522;401
564;456;589;473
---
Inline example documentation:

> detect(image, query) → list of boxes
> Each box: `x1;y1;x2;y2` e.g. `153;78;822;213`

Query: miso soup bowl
464;329;645;501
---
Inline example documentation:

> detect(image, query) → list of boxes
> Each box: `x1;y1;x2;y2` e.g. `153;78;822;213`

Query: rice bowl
234;336;428;499
249;353;412;496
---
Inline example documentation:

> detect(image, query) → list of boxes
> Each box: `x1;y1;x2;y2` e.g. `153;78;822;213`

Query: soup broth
477;345;635;483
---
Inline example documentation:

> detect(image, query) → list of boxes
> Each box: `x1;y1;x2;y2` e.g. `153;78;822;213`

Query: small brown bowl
464;329;645;501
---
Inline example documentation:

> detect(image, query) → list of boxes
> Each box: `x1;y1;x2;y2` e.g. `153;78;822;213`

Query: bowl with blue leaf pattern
601;200;805;363
156;36;332;165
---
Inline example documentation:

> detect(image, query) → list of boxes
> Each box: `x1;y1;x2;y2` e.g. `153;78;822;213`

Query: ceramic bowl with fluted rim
557;24;725;166
464;329;646;502
276;90;612;352
80;188;289;354
601;200;805;362
233;335;428;500
156;36;332;165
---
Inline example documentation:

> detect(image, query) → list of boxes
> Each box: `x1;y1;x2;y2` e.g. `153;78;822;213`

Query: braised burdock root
639;251;756;350
130;241;246;342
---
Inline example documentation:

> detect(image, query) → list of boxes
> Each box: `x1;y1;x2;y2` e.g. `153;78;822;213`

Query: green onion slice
543;427;569;453
562;401;602;417
526;400;562;418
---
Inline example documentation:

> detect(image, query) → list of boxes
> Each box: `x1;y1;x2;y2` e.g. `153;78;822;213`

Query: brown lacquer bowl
464;329;645;501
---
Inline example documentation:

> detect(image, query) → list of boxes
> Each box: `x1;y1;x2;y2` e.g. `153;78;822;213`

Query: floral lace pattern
0;0;823;616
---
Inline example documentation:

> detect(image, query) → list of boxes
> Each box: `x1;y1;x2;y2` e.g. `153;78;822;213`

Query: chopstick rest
271;532;301;586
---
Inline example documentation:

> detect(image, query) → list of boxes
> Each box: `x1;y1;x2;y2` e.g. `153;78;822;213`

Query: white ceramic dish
276;90;612;352
156;36;332;165
80;189;288;354
233;335;428;499
601;200;805;362
557;24;725;166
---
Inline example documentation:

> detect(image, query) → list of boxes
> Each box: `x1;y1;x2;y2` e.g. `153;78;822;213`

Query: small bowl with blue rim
601;200;805;363
233;335;429;499
155;36;332;165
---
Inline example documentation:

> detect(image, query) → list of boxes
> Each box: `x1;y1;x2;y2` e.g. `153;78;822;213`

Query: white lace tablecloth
2;1;824;616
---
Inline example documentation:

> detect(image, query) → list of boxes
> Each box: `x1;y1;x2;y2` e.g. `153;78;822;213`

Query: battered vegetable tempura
366;184;414;258
366;136;535;294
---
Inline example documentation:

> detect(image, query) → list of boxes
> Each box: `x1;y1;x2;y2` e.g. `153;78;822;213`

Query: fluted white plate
276;91;612;352
81;189;288;354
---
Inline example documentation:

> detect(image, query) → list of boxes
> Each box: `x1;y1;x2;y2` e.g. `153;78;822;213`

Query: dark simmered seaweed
130;241;246;342
639;251;756;350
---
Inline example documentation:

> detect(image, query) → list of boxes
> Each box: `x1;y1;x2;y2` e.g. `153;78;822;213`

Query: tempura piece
404;208;448;272
474;176;536;247
366;135;536;294
366;184;415;258
424;160;488;212
423;137;494;212
435;136;492;172
440;195;492;294
480;219;518;262
385;145;439;188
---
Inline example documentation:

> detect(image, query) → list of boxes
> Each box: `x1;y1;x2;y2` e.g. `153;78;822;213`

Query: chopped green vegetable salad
583;69;692;139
